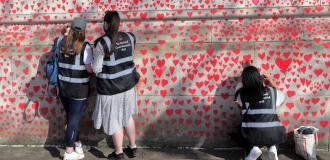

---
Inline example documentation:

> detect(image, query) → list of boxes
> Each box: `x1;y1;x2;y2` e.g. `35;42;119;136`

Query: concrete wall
0;0;329;148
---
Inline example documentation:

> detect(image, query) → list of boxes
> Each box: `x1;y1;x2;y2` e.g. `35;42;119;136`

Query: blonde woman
58;18;93;160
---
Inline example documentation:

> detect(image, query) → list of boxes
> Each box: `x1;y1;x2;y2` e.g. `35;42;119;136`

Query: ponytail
104;10;120;56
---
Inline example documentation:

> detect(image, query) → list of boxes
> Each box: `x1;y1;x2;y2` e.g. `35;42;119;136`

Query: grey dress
91;37;138;135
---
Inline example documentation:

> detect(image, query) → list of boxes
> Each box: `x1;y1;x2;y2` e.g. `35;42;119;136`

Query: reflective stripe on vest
241;87;281;128
96;33;135;79
58;62;86;70
97;67;134;79
241;109;276;115
103;56;133;66
242;121;282;128
58;75;90;83
59;52;86;69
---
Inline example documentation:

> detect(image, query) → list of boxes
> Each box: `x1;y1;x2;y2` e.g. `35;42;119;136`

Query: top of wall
0;0;329;24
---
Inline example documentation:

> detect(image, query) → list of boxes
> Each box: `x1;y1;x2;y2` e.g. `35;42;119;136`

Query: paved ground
0;146;329;160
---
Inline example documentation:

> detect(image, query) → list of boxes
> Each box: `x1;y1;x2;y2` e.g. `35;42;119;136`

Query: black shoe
124;146;137;158
108;151;124;160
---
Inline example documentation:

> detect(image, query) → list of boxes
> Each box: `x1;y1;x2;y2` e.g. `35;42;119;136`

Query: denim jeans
60;96;86;147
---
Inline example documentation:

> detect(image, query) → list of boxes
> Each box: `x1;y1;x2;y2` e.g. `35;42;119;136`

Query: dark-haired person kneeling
235;66;286;160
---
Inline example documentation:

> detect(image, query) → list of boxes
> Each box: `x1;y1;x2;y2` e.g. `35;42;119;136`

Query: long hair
241;66;266;103
63;29;85;55
104;10;120;56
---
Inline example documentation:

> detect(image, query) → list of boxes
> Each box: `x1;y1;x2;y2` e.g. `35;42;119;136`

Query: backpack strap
53;36;63;59
47;36;63;99
23;99;38;122
47;84;60;99
54;37;63;98
50;37;58;57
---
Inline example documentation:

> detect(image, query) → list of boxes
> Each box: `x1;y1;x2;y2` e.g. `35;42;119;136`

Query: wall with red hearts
0;0;329;148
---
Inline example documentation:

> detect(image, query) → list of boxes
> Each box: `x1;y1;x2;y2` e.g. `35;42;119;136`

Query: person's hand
64;26;71;36
262;72;278;88
242;60;254;68
262;72;272;81
247;59;254;66
61;25;71;36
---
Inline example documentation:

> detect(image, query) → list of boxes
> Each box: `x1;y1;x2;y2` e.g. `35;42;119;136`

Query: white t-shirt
83;44;93;64
235;82;285;107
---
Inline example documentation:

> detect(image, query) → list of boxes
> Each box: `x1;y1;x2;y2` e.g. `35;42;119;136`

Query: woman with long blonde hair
57;18;93;160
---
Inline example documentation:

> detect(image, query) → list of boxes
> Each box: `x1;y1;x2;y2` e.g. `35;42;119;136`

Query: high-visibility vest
95;32;140;95
58;42;90;99
239;87;286;145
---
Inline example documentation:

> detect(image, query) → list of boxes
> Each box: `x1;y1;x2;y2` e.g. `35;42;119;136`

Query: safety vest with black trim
239;87;286;145
95;32;140;95
58;42;90;99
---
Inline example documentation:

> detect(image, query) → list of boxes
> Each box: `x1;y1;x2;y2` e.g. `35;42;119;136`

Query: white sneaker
268;145;278;160
75;145;85;159
63;151;83;160
245;146;262;160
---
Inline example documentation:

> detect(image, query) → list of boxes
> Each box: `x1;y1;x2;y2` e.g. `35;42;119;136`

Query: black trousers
229;125;278;159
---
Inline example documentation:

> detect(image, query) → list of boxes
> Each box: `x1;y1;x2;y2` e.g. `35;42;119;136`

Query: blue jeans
60;96;86;147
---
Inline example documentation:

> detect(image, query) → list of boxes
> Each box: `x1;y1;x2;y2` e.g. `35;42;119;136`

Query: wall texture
0;0;329;149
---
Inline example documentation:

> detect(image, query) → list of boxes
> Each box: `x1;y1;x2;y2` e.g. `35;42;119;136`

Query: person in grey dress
91;10;140;160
